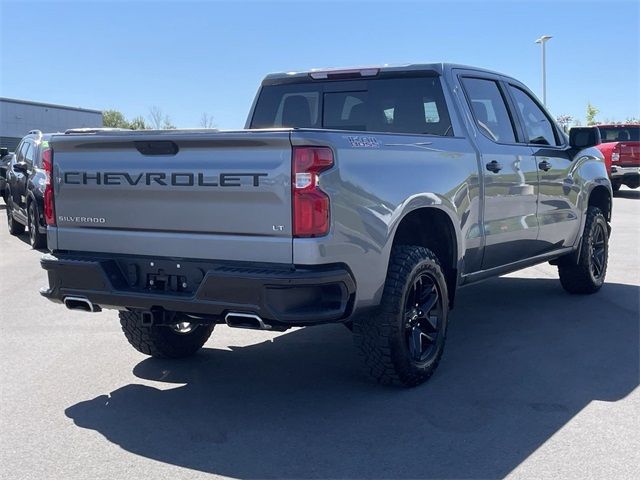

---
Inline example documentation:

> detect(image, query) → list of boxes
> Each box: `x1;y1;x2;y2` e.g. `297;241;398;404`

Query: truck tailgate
49;131;293;263
618;141;640;166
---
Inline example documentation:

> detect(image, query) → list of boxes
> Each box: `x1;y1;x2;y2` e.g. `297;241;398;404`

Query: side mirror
0;147;8;157
570;126;601;149
12;162;28;174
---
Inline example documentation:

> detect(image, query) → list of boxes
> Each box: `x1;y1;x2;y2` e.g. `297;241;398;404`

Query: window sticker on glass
424;101;440;123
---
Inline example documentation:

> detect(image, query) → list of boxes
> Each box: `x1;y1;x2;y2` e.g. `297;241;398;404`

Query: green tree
102;109;130;128
128;116;148;130
586;103;599;126
102;110;149;130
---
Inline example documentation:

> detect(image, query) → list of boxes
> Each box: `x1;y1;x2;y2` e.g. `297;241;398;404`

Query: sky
1;0;638;129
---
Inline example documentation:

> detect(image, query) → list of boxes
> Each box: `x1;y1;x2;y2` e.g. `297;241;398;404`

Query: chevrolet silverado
38;63;612;386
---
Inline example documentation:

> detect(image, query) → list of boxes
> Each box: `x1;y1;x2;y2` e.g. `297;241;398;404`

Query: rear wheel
119;311;215;358
354;245;448;387
28;203;47;249
6;202;25;235
611;182;621;193
558;206;608;294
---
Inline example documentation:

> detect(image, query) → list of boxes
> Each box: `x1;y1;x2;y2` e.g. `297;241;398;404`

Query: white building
0;97;102;151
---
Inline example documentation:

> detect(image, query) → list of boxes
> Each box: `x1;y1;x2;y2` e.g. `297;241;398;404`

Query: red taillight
611;144;620;163
292;146;333;237
42;147;56;226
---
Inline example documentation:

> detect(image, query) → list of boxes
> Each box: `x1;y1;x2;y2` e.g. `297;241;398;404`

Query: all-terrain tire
119;311;214;358
28;202;47;249
353;245;449;387
6;202;25;235
558;206;608;294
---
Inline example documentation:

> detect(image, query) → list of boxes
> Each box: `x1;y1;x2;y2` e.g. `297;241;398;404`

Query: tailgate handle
135;141;179;156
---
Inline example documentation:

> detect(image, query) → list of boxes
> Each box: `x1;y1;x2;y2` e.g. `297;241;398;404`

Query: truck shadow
65;277;639;479
13;232;47;252
614;189;640;199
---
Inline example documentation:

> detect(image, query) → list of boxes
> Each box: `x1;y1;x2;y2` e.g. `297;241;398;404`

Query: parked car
0;149;14;200
5;130;53;248
39;63;611;386
595;124;640;192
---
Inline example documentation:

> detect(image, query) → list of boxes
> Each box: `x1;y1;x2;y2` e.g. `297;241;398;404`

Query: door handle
485;160;503;173
538;160;552;172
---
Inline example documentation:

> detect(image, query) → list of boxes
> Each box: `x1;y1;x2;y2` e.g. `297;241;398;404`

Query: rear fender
562;149;611;265
387;195;463;271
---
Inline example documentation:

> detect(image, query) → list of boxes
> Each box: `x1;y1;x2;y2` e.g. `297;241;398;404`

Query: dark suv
1;147;14;200
5;130;55;248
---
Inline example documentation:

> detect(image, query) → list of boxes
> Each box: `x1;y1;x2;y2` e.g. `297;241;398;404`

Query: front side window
461;77;516;143
251;76;453;136
509;85;559;146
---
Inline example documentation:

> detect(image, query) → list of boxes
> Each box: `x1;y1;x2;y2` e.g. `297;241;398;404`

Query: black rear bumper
610;165;640;186
40;252;356;326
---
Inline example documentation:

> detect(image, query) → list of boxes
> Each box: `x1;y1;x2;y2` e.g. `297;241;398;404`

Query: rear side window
18;142;33;165
251;76;453;136
15;141;27;163
461;77;516;143
24;142;35;167
508;85;560;146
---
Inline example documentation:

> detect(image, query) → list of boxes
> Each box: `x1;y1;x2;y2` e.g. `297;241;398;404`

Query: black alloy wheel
404;273;442;364
29;204;37;244
354;245;449;386
558;206;608;294
28;203;46;249
589;221;607;281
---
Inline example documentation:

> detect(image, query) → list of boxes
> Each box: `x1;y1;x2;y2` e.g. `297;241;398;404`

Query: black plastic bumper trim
40;253;356;325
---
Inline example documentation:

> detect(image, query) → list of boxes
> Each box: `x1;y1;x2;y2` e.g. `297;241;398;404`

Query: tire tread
119;311;214;358
558;206;608;294
354;245;448;387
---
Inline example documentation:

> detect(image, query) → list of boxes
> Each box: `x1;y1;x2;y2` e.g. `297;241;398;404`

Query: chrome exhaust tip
224;312;271;330
63;296;101;313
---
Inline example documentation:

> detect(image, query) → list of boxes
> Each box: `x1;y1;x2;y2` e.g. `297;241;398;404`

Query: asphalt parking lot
1;190;638;480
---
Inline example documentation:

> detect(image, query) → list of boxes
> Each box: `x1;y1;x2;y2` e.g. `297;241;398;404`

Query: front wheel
558;206;609;294
119;311;215;358
6;202;25;235
354;245;449;387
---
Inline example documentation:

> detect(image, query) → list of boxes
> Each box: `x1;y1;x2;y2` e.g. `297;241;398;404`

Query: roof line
261;62;512;83
0;97;102;114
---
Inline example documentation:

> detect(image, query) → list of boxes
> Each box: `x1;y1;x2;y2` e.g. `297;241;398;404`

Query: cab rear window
251;76;453;136
598;126;640;142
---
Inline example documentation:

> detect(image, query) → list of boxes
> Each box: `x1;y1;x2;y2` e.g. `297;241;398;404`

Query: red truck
595;124;640;192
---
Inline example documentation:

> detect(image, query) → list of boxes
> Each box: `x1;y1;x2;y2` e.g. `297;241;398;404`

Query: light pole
535;35;552;107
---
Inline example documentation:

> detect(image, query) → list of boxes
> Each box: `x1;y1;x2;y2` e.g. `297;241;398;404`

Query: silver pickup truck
39;63;611;386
